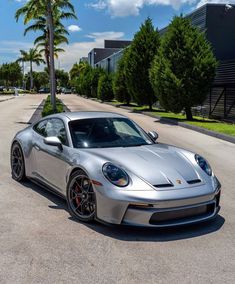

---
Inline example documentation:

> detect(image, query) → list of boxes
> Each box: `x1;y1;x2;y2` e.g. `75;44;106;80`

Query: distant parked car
62;88;72;94
57;87;62;94
0;86;5;92
39;88;50;94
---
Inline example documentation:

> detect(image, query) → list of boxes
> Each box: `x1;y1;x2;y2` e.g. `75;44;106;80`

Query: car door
33;118;71;193
32;119;49;179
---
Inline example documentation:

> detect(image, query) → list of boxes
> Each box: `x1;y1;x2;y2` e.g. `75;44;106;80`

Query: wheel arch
11;139;25;156
67;166;89;183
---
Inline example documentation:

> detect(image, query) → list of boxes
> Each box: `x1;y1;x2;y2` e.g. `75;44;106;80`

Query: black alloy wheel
11;142;26;182
67;170;96;222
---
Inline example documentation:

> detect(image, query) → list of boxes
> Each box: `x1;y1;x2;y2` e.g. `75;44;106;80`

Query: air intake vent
187;179;201;185
154;184;174;188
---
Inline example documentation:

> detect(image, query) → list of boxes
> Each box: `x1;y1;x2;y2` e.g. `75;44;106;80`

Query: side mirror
44;137;63;151
148;131;159;141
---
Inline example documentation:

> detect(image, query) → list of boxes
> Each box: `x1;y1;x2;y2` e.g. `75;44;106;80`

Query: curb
28;100;45;124
82;96;235;145
141;112;235;144
28;100;71;125
0;97;15;103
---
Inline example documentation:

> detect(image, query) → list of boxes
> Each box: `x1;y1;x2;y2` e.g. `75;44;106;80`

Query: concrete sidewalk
0;95;14;102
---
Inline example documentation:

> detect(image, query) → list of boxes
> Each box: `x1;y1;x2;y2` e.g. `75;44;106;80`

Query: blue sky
0;0;231;71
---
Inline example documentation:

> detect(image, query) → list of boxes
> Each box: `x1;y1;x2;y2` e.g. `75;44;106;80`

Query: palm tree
17;48;45;90
23;9;76;71
70;62;88;80
15;0;76;112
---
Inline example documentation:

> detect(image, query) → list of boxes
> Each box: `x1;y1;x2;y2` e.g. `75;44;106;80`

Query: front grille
149;203;215;225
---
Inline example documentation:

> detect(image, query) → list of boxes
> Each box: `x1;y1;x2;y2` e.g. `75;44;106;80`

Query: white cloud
57;31;125;71
0;40;45;72
0;32;125;72
196;0;235;8
68;25;82;32
86;31;124;39
88;0;196;16
87;0;107;10
0;40;32;55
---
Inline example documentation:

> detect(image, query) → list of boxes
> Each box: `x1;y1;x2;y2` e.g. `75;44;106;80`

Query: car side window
33;120;48;137
45;118;68;145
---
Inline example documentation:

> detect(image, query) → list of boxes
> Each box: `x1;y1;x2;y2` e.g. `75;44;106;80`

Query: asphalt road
0;94;234;284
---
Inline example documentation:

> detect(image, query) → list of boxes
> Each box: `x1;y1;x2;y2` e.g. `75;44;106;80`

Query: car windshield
69;117;154;148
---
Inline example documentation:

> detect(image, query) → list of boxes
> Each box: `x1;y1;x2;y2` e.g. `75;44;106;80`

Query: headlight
195;154;212;176
103;163;129;187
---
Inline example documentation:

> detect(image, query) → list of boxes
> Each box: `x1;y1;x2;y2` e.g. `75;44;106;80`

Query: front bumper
122;197;220;227
95;184;221;227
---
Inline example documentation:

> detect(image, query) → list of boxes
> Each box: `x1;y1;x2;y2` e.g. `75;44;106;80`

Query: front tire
11;142;26;182
66;170;96;223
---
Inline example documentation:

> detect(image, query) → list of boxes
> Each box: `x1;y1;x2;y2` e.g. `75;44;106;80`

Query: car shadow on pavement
22;180;225;242
21;180;67;211
79;215;225;242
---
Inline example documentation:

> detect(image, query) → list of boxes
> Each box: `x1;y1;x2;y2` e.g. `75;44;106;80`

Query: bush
74;64;92;97
74;66;104;98
0;90;35;95
98;73;114;102
90;68;105;98
42;95;64;117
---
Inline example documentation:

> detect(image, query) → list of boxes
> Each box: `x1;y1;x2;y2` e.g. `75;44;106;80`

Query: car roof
51;111;127;121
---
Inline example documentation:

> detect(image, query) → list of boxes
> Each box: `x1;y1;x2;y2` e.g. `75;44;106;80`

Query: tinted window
33;120;48;137
45;119;67;145
69;117;153;148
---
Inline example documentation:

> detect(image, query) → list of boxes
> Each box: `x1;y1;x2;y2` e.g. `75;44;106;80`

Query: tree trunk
185;106;193;121
149;102;152;111
22;61;25;89
30;61;33;90
45;30;50;72
47;0;56;113
45;48;50;73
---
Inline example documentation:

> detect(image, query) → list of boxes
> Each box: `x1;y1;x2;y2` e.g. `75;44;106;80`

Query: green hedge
42;96;64;117
0;90;34;95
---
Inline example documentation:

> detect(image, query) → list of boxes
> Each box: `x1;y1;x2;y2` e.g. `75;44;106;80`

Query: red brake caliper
75;185;82;206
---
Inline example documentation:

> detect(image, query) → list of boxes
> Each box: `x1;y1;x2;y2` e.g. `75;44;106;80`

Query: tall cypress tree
113;49;131;105
98;73;114;102
125;18;160;110
150;16;217;120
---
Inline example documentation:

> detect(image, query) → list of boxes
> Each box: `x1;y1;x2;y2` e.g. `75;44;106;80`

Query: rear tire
11;142;26;182
66;170;96;223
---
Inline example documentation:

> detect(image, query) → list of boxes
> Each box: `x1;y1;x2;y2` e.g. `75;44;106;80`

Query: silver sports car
11;112;221;227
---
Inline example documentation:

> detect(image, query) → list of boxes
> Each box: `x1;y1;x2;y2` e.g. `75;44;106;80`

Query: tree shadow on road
21;180;225;242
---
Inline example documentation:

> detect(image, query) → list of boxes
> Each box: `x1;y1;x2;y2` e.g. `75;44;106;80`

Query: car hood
85;144;202;190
